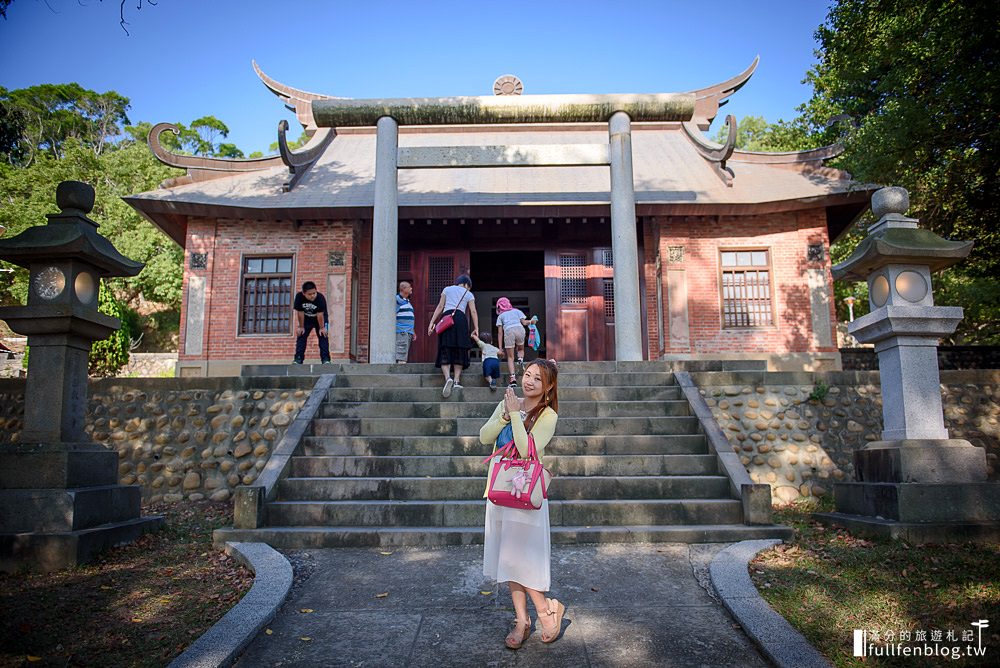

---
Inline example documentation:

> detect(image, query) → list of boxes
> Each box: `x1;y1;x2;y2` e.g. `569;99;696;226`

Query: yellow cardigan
479;400;558;498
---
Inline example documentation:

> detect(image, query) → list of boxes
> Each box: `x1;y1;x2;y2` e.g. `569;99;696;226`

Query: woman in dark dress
427;275;479;397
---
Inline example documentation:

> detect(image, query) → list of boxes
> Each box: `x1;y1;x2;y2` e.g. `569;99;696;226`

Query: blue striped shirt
396;294;415;334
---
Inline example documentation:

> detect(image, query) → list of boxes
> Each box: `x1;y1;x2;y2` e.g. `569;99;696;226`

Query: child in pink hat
494;297;537;387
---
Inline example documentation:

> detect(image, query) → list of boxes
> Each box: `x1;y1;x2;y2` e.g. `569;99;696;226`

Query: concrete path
236;543;769;667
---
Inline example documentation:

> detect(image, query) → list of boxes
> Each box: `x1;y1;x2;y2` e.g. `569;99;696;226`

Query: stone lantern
0;181;162;572
819;186;1000;541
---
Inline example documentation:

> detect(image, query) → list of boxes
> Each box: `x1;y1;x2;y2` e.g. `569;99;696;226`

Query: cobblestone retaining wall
0;377;314;503
697;370;1000;504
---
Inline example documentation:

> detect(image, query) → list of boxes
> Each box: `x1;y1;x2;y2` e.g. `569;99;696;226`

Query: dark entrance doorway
471;251;545;360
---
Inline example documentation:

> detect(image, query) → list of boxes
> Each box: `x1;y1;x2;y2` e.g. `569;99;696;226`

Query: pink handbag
483;435;552;510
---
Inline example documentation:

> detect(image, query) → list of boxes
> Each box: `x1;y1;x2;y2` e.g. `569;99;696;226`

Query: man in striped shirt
395;281;417;363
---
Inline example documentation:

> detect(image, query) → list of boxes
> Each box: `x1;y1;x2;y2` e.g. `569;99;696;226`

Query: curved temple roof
131;59;874;247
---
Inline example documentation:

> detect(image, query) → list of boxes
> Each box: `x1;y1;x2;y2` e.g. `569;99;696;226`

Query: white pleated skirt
482;499;551;592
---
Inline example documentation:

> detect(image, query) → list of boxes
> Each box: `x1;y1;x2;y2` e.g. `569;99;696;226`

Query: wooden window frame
718;247;775;329
238;254;295;336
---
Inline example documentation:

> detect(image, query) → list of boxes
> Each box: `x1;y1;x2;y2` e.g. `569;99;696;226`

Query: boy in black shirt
293;281;330;364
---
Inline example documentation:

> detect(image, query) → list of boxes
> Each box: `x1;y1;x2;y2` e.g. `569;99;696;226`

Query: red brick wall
650;210;837;357
179;218;361;363
179;208;836;365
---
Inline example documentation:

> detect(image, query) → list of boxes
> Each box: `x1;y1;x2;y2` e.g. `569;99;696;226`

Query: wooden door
399;250;470;363
544;248;618;361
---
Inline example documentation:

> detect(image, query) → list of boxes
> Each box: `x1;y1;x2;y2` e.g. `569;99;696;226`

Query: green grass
0;501;254;668
753;499;1000;666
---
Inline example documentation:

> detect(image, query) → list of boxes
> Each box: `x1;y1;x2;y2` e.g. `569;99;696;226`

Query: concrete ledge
710;539;832;668
167;542;293;668
233;374;337;530
675;371;773;524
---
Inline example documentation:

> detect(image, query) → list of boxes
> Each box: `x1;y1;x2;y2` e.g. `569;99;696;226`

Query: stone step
214;523;791;549
332;372;677;388
242;359;766;378
301;434;708;457
310;416;701;437
264;498;743;527
319;399;691;419
277;475;732;501
289;454;718;477
326;385;684;403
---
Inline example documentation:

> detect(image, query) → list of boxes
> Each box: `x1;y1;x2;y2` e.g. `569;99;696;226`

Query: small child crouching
471;331;502;391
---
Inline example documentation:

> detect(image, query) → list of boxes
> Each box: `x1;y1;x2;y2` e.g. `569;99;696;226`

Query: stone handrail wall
0;376;314;503
841;346;1000;371
691;369;999;504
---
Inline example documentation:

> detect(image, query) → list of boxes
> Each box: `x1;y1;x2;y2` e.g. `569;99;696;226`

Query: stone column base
816;480;1000;543
0;515;163;573
0;442;118;489
814;511;1000;544
833;481;1000;523
854;439;987;483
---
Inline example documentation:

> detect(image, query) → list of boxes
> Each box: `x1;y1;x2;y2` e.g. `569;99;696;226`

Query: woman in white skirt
480;358;566;649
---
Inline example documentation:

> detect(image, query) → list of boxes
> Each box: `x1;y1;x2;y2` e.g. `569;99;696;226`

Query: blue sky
0;0;833;155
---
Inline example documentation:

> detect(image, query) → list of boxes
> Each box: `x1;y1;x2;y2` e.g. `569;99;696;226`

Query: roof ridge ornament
252;59;349;130
681;115;736;186
688;56;759;126
493;75;523;96
147;123;286;173
277;120;336;192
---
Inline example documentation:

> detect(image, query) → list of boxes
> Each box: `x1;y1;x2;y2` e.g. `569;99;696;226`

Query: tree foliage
0;84;131;163
710;114;806;152
89;282;132;377
155;115;244;158
724;1;1000;343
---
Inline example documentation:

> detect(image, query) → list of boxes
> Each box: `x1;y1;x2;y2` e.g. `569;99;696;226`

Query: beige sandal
538;597;565;643
505;617;531;649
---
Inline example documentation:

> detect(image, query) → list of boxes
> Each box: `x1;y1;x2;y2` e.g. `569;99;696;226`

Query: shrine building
125;59;874;376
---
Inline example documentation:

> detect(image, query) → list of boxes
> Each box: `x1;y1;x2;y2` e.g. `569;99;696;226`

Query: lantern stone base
0;515;163;573
813;481;1000;543
813;511;1000;544
0;442;163;573
0;442;118;489
854;439;988;484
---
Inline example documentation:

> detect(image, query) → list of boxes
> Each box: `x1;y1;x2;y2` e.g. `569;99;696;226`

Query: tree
147;115;244;158
785;0;1000;343
0;84;131;163
0;138;183;310
710;115;804;152
89;282;132;377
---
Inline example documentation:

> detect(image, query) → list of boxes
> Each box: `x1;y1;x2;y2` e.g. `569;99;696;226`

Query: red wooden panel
558;308;589;361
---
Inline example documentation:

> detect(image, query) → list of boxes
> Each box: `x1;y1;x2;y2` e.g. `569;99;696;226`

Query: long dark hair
523;359;559;433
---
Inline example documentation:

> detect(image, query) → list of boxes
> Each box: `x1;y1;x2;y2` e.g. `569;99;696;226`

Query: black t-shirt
294;292;328;319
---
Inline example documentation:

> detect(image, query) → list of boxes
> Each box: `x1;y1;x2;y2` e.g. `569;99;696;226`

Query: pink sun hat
495;297;513;314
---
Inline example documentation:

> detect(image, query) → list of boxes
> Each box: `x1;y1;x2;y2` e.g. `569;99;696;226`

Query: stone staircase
215;362;791;547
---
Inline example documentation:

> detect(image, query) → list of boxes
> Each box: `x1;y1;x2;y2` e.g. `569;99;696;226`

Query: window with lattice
240;256;293;334
720;249;773;328
603;278;615;320
602;249;614;268
560;254;586;304
397;253;411;272
427;256;455;302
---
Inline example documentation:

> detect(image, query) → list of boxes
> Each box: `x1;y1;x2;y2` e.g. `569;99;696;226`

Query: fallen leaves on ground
0;500;254;668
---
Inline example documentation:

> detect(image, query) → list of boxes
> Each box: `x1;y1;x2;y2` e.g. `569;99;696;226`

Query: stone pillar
20;332;91;444
608;111;643;361
369;116;399;363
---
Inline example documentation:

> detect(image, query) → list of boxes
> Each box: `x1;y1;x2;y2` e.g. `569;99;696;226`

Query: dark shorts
483;357;501;379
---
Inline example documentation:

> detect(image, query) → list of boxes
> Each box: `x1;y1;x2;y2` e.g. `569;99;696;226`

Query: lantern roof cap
0;181;143;277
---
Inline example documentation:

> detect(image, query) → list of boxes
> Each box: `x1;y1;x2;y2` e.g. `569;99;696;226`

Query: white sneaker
442;378;454;398
453;383;463;390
